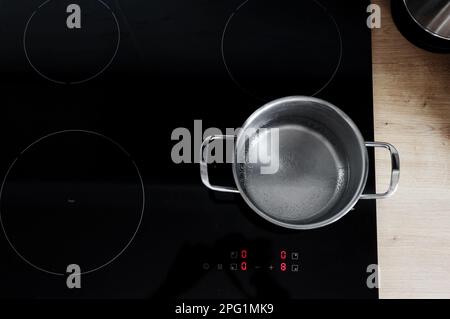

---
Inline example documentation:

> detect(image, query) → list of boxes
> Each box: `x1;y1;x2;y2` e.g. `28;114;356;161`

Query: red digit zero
280;250;287;260
241;261;247;271
241;249;247;259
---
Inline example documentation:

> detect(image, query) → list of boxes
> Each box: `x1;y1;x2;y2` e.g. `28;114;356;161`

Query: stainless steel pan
200;96;400;230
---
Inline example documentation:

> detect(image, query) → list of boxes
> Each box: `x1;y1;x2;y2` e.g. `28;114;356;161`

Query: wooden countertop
372;0;450;298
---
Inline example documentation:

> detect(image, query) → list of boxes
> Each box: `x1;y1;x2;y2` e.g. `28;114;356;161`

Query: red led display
225;248;299;272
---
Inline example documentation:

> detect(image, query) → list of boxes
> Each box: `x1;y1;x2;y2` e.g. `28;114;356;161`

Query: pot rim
232;96;369;230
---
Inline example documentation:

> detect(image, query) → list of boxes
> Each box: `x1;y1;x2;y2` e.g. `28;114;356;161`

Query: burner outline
23;0;121;85
0;130;145;276
221;0;343;101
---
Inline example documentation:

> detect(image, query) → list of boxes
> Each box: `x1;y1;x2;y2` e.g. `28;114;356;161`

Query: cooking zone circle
0;130;144;275
221;0;342;101
23;0;120;84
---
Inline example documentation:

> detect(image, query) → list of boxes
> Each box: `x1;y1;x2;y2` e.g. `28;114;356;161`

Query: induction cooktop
0;0;378;299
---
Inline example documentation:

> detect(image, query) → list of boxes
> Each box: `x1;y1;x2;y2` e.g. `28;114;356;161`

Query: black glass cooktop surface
0;0;378;298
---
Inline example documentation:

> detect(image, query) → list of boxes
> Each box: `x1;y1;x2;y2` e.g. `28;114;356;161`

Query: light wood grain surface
372;0;450;299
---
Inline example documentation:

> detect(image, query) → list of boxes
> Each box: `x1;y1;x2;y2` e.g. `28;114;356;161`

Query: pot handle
200;135;240;193
360;142;400;200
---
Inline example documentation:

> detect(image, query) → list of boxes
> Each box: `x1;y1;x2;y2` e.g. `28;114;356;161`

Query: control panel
202;249;300;273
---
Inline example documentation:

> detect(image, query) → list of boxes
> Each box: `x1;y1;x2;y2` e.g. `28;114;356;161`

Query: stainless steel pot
200;96;400;230
403;0;450;40
392;0;450;52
